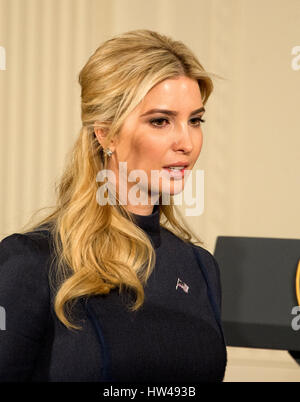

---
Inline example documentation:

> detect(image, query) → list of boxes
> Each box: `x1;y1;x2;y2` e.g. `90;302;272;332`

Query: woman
0;29;227;382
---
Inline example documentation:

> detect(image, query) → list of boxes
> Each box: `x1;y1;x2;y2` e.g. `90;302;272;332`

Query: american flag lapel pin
176;278;189;293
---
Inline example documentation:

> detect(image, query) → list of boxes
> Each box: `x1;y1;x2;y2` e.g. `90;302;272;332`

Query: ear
94;122;115;151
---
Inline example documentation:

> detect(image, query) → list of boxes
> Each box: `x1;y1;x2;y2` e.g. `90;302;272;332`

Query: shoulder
0;227;53;267
190;243;222;309
0;229;53;307
0;230;53;377
190;243;221;281
191;244;220;271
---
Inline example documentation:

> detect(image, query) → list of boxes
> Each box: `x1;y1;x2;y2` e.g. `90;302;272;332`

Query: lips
162;166;187;180
163;162;189;168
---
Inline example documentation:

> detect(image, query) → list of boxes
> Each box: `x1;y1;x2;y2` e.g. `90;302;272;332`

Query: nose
173;123;193;153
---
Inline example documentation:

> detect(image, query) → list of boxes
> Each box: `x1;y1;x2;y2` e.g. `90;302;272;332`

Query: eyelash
149;117;205;128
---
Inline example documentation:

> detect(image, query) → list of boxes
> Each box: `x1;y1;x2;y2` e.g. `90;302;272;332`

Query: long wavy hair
21;29;218;330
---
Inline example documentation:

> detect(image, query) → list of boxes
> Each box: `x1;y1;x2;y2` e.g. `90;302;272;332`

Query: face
95;75;205;213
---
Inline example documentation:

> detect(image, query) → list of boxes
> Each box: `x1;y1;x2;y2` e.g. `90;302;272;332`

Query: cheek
189;134;203;167
195;132;203;153
135;137;165;164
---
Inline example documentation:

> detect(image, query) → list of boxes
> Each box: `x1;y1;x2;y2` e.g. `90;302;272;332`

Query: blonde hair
21;29;218;330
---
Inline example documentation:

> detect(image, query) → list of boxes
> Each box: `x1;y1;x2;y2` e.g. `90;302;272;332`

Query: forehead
139;76;202;110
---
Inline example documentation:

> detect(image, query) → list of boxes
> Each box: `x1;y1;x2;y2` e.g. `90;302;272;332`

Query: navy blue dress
0;204;227;382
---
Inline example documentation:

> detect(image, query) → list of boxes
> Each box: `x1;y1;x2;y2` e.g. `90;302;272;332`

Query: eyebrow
140;106;205;118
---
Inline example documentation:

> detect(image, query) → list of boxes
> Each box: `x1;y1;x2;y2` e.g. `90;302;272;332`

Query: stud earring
104;148;113;158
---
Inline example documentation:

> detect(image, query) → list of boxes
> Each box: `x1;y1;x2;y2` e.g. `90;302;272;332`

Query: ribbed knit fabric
0;204;227;382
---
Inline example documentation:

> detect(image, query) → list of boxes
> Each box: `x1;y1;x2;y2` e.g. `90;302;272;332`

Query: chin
159;180;186;200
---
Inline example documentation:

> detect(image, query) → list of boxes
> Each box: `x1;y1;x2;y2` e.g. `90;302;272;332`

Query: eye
190;117;206;126
149;118;169;128
149;117;205;129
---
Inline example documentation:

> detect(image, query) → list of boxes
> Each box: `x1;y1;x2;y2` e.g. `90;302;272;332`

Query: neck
123;195;160;216
125;202;161;248
125;204;155;216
